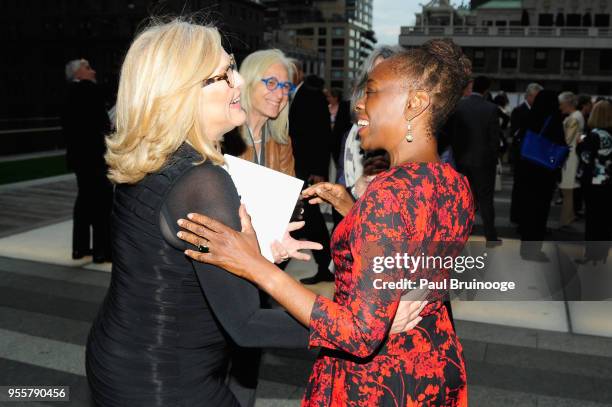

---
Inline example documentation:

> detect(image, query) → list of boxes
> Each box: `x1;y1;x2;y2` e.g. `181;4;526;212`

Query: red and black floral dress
303;162;474;407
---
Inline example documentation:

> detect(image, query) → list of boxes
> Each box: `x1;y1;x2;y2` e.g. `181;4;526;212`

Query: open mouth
230;96;241;106
357;119;370;128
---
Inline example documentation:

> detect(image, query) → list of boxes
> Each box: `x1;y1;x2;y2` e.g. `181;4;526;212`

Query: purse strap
539;116;552;135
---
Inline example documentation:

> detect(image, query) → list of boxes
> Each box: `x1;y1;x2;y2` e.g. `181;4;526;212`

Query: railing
400;25;608;38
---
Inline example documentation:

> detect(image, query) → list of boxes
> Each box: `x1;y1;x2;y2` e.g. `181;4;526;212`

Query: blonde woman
224;49;296;175
85;20;314;407
558;91;584;227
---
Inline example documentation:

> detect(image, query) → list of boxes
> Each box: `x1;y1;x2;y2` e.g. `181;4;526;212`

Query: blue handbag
520;117;569;170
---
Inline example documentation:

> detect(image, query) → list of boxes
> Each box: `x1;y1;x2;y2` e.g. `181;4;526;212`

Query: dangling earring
405;120;414;143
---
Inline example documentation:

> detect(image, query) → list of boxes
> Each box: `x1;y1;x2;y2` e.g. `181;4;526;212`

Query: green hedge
0;155;70;185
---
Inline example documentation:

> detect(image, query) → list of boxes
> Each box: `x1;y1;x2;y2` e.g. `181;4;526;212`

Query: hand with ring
177;204;269;282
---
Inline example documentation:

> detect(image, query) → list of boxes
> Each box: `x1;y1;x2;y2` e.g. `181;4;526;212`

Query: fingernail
176;232;182;238
177;219;184;226
187;213;194;219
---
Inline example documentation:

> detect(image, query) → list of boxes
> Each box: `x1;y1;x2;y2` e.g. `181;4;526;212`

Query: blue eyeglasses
261;77;296;95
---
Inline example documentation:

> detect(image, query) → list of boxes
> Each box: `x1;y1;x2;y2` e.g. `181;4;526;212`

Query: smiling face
250;63;290;121
199;51;246;141
355;60;409;151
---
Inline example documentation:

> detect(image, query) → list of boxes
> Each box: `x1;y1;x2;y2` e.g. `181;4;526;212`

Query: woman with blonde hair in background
223;49;296;176
558;91;584;228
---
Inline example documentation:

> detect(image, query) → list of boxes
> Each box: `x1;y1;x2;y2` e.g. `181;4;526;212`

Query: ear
403;90;431;121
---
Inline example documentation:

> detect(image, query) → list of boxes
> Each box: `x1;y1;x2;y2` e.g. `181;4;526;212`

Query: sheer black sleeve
159;161;308;349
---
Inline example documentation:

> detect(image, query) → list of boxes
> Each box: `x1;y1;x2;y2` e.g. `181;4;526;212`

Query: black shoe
300;272;335;284
72;249;92;260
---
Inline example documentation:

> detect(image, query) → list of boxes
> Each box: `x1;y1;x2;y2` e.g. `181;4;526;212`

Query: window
495;20;507;26
332;49;344;58
331;80;344;88
332;38;345;46
601;50;612;71
332;27;345;36
472;49;485;69
318;38;326;46
331;70;343;79
297;28;314;36
594;14;610;27
318;27;326;35
563;50;581;70
534;49;548;69
566;14;581;26
538;13;554;26
331;59;344;68
501;49;518;69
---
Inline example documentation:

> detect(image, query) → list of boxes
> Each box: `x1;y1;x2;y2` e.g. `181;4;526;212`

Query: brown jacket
239;137;296;177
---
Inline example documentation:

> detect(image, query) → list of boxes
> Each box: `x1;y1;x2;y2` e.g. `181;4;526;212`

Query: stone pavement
1;170;611;406
1;256;611;406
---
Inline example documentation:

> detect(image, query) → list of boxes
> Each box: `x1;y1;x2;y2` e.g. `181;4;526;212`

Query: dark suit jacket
331;100;352;165
289;83;331;181
510;102;530;143
449;94;501;168
61;80;110;173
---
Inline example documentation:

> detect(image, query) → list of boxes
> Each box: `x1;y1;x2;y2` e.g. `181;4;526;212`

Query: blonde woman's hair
238;49;293;145
105;18;224;184
588;100;612;130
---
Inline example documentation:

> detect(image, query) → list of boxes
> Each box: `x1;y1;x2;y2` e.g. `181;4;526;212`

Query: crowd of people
59;16;612;407
507;85;612;261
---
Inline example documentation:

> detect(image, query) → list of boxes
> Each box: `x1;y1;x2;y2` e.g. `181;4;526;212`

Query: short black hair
387;38;472;134
472;76;491;94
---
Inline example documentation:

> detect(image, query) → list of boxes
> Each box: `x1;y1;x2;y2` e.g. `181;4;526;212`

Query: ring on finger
198;243;210;253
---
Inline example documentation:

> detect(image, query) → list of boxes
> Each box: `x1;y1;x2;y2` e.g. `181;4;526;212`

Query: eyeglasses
260;77;296;95
202;54;237;88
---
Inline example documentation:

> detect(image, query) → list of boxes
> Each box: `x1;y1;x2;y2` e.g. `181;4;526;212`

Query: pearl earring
405;120;414;142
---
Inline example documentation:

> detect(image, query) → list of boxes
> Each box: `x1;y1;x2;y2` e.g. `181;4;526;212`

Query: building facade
400;0;612;95
263;0;376;93
0;0;265;119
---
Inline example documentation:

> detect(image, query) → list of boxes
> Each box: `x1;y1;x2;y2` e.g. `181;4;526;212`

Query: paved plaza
0;170;611;406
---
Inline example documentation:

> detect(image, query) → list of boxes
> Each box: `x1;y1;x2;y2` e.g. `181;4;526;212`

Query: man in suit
509;83;543;223
449;76;501;245
289;62;333;283
62;59;113;262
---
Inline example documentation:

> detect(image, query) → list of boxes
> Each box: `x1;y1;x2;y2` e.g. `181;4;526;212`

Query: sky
372;0;422;45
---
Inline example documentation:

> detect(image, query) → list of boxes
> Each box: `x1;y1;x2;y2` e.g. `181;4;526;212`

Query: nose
354;96;365;112
270;86;285;98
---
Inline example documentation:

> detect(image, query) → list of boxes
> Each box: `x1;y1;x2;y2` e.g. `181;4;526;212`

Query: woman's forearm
252;259;317;327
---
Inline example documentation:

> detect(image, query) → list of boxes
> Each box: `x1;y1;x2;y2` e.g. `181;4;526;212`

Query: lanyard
246;125;266;167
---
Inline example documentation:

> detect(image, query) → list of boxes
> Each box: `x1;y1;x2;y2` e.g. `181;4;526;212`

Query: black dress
85;143;308;406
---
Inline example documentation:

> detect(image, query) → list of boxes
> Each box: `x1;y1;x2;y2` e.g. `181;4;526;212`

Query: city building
0;0;265;120
263;0;376;93
399;0;612;94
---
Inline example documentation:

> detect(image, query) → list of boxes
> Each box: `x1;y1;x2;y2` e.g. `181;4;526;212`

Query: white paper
223;154;304;261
